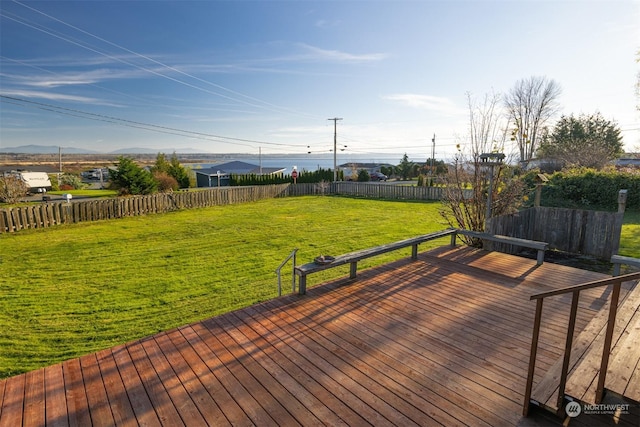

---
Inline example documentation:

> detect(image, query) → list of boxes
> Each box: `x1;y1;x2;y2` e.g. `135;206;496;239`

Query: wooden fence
0;185;290;233
0;182;457;234
487;206;624;260
286;181;467;200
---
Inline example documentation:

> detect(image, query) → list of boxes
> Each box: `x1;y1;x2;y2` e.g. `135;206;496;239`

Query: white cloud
1;89;120;106
383;94;465;116
296;43;387;63
315;19;340;29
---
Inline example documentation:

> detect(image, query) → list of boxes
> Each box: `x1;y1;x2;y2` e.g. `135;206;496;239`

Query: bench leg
411;244;418;260
450;233;457;247
350;262;357;280
298;275;307;295
613;264;621;276
536;250;545;265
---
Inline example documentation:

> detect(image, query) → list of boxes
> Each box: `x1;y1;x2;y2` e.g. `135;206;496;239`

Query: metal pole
485;164;494;229
430;134;435;186
523;298;544;417
328;118;343;182
596;282;621;403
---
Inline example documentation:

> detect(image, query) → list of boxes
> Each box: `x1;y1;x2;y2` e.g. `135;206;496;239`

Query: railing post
596;282;621;403
275;248;298;297
523;298;544;417
291;250;297;293
557;290;580;409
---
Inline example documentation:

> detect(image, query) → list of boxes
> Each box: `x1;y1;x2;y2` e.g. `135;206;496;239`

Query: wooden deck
1;246;639;426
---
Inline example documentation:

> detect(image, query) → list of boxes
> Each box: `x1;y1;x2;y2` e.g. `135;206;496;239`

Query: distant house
615;157;640;168
194;161;285;188
339;162;393;179
522;158;564;173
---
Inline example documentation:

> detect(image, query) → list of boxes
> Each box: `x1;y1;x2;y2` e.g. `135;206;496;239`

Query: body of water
188;153;426;174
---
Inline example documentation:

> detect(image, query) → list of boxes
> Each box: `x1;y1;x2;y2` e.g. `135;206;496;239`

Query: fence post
618;189;627;213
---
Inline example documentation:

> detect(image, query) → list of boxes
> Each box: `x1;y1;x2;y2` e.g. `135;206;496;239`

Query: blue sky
1;0;639;161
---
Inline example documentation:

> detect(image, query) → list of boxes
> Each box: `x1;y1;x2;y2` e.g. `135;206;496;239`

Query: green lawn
0;196;637;379
48;189;118;198
621;209;640;258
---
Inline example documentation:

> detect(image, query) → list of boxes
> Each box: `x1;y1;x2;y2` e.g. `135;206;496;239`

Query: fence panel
488;206;624;260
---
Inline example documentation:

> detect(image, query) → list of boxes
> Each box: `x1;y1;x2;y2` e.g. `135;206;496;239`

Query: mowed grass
0;196;638;379
0;196;451;378
621;209;640;258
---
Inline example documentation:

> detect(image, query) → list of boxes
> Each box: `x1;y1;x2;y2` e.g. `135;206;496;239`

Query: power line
0;95;309;149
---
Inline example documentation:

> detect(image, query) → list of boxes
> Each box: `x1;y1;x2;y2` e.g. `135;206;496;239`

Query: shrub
154;172;179;192
523;168;640;210
357;169;370;182
59;173;85;190
0;175;29;203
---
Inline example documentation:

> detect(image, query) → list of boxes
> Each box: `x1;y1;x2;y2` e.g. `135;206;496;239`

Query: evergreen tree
110;156;157;195
537;112;624;169
168;153;191;188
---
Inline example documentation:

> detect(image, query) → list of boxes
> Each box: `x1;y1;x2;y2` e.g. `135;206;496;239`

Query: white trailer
19;172;52;193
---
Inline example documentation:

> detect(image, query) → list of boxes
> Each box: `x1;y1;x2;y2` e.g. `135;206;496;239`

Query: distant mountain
109;147;214;154
0;145;99;154
0;145;211;154
109;147;160;154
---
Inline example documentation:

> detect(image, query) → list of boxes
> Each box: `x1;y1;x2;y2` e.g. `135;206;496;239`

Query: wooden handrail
523;270;640;417
530;271;640;300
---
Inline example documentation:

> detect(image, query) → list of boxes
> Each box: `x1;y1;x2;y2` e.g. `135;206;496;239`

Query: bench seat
294;229;456;294
453;229;549;265
611;254;640;276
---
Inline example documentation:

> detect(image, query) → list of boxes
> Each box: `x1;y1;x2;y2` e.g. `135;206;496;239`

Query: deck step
601;298;640;403
565;280;640;405
530;279;640;413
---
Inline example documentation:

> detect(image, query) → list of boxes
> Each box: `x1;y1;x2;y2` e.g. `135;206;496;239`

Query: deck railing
522;269;640;416
276;248;298;296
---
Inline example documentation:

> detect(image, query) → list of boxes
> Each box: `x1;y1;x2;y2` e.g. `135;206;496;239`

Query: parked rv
18;172;52;193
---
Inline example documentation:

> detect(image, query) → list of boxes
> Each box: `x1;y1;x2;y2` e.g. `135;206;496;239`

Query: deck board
1;246;638;426
0;372;24;427
604;297;640;403
43;364;68;427
110;344;162;426
22;369;44;427
81;354;114;427
95;348;138;427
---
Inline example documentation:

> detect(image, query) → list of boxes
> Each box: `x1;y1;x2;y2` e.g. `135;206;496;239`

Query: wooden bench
611;254;640;276
294;229;456;294
452;229;549;265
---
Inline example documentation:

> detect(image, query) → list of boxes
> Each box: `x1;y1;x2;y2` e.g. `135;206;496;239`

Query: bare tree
504;76;561;163
440;92;526;241
466;91;508;159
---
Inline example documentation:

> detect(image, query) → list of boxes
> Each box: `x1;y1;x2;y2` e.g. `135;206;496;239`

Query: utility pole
430;134;435;185
328;117;343;182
